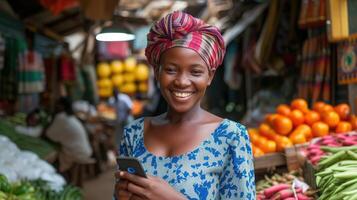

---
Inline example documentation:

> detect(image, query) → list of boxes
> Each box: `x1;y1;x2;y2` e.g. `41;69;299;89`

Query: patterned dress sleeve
118;125;132;157
219;122;256;200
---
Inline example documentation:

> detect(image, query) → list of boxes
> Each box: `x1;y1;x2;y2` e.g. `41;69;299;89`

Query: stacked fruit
250;99;357;157
96;57;150;98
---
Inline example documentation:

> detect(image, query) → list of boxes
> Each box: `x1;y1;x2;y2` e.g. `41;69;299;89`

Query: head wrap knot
145;11;226;70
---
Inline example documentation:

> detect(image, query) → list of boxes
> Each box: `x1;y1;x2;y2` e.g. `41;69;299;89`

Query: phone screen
116;157;147;178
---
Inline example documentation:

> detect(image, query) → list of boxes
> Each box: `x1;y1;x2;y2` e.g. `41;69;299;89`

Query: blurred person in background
45;97;94;173
108;88;133;149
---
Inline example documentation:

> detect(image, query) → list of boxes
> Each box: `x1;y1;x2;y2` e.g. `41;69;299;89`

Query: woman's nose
174;73;190;87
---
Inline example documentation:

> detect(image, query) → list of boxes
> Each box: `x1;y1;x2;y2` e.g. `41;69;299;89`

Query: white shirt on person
46;112;93;171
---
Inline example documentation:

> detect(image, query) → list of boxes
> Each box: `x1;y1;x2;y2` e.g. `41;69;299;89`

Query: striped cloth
145;11;226;71
17;51;45;94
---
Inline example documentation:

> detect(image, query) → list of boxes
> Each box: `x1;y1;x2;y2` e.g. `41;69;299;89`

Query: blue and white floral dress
118;118;256;200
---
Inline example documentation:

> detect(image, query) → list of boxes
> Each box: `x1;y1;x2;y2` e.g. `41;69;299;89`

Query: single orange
334;103;351;121
276;136;293;151
322;111;340;128
265;113;279;126
295;124;313;140
289;109;305;127
304;111;321;126
253;145;265;157
264;140;277;153
321;104;334;114
273;115;293;135
258;123;271;138
276;104;291;116
289;130;307;144
311;122;329;137
313;101;326;113
291;98;308;112
335;121;352;134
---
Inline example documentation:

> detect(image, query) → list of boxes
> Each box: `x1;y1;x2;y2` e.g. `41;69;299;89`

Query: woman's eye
191;70;203;76
164;68;176;74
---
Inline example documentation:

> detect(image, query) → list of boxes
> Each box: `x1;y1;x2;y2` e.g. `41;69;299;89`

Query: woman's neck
165;104;204;124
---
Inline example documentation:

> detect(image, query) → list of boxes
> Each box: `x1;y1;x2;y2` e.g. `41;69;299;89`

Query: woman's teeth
173;92;192;98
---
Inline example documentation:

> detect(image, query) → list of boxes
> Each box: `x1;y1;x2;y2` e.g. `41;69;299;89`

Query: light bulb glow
96;32;135;41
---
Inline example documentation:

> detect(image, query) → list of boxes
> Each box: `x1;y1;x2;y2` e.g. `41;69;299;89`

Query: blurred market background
0;0;357;199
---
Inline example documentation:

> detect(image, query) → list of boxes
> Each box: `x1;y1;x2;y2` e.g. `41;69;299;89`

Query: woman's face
157;47;215;113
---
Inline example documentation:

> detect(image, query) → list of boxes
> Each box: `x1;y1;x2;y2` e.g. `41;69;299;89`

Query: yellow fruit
138;82;148;92
120;83;136;94
97;78;112;88
124;73;136;83
135;63;150;81
97;62;111;78
124;57;137;72
112;74;124;87
98;87;112;97
111;60;124;74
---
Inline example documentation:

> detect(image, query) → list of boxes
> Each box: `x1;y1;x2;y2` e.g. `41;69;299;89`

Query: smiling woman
114;11;255;200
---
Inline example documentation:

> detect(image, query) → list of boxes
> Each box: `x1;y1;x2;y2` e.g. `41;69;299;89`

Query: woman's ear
207;69;216;86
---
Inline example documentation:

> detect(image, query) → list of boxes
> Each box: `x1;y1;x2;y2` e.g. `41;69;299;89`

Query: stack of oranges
250;98;357;157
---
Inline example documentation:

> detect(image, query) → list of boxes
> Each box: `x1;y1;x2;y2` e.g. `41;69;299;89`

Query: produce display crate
254;152;286;171
303;160;318;190
284;143;309;171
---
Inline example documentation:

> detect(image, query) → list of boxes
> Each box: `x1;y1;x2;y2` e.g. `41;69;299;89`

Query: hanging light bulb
96;19;135;42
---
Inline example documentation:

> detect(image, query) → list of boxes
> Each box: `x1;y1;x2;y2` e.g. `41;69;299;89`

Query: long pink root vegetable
263;184;291;198
270;189;294;200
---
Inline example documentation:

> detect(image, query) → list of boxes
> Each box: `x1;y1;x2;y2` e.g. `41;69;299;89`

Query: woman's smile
171;90;195;99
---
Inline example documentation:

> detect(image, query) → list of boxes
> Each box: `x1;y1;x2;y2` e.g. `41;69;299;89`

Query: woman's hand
114;171;186;200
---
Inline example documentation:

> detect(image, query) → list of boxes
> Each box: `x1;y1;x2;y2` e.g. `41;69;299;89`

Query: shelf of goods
250;99;357;171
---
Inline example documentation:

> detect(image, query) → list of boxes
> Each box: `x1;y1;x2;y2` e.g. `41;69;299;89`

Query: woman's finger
119;171;149;188
117;189;132;198
127;182;148;198
116;180;129;190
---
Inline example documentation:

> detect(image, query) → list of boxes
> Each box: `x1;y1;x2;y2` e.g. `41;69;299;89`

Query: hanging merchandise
0;36;26;101
59;53;75;81
38;0;78;15
297;33;331;104
298;0;326;28
17;51;45;94
254;0;280;66
337;40;357;84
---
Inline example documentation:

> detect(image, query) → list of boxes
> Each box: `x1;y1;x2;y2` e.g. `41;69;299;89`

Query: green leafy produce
0;119;57;159
0;174;82;200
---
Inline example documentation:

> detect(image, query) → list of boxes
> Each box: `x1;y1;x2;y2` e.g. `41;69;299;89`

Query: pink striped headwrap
145;11;226;71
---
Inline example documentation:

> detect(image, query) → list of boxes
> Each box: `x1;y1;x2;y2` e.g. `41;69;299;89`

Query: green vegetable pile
0;120;57;159
0;174;82;200
315;146;357;200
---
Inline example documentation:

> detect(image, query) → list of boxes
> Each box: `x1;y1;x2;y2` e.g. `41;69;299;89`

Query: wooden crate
254;152;286;171
285;143;309;171
302;160;317;190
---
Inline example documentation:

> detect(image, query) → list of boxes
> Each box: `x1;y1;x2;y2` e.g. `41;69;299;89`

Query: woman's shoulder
214;118;249;143
124;117;145;131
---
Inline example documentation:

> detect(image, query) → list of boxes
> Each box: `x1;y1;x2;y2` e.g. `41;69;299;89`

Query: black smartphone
116;157;147;178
